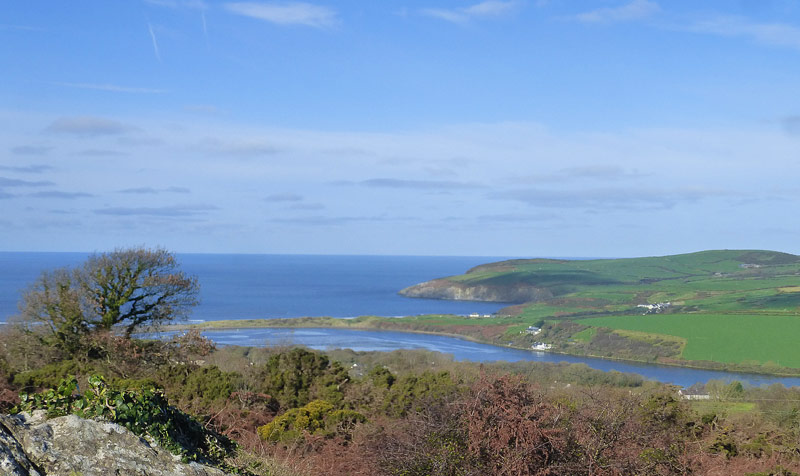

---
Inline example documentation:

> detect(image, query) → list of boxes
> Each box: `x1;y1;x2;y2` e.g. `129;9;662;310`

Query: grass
571;327;596;342
577;314;800;368
689;400;757;416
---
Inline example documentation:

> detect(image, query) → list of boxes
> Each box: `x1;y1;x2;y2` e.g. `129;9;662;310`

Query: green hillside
401;250;800;372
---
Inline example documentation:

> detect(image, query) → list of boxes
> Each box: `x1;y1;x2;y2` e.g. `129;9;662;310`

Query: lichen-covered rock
0;413;231;476
0;415;41;476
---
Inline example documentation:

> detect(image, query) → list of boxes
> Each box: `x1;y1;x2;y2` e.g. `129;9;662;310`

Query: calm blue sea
0;252;512;322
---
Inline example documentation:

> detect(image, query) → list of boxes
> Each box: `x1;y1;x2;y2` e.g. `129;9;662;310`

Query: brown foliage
463;374;567;475
567;387;693;475
207;391;277;442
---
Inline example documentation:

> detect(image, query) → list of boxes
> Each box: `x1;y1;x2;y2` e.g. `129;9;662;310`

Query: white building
531;342;552;351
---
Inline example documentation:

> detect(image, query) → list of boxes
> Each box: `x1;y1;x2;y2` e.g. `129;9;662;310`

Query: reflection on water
159;327;800;389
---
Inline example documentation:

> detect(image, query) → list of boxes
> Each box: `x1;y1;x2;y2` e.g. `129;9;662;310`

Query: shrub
12;359;87;390
382;371;461;417
257;399;366;444
254;348;350;409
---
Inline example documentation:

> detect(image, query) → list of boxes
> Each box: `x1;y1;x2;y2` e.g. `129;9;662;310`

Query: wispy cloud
46;116;136;137
575;0;659;24
30;191;93;199
357;178;479;190
269;215;400;225
52;82;167;94
422;0;519;24
0;24;44;32
200;138;280;157
78;149;128;157
514;165;646;184
148;23;162;61
287;202;324;210
0;191;14;199
225;2;337;28
688;16;800;51
11;145;52;156
265;192;304;202
145;0;206;8
184;104;220;115
492;187;722;210
94;204;216;216
0;165;53;174
0;176;54;187
145;0;209;38
477;212;558;223
118;186;191;194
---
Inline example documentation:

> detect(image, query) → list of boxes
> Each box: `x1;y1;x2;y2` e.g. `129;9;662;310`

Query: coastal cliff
398;278;553;303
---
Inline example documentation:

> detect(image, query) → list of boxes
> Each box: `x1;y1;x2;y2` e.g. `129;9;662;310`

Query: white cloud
422;0;519;24
53;82;167;94
225;2;337;28
148;23;162;62
144;0;206;8
45;116;136;136
688;16;800;51
576;0;660;24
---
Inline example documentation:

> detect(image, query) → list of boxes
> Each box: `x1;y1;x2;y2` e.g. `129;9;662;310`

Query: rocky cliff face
0;412;231;476
398;278;553;304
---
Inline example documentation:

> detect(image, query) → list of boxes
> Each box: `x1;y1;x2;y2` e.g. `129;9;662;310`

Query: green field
578;313;800;367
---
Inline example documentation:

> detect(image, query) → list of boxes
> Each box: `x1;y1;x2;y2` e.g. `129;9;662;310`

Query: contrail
201;8;208;37
147;22;161;62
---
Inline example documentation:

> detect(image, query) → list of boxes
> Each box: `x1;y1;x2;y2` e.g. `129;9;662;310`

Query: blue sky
1;0;799;256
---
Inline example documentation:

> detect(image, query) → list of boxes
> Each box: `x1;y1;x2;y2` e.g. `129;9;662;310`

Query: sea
0;252;511;323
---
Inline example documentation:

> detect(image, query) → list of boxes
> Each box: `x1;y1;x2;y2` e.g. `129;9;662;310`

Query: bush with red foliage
207;391;277;443
463;374;567;475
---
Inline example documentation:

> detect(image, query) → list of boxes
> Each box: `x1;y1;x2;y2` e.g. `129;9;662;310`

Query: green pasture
689;400;756;416
578;313;800;368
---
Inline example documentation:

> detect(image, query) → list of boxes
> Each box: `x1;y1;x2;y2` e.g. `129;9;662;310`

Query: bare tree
14;247;199;349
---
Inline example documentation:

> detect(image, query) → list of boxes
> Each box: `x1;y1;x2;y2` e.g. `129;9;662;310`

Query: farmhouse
523;326;542;335
531;342;552;351
636;302;671;314
678;384;711;400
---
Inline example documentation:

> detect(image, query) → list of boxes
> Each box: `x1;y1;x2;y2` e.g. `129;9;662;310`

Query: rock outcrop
398;278;553;304
0;412;231;476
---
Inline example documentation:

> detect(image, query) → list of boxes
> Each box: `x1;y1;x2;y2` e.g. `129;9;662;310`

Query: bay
0;252;511;322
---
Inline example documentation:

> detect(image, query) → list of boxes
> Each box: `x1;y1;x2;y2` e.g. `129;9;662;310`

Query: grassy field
577;314;800;368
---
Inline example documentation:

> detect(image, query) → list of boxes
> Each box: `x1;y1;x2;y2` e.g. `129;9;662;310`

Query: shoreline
164;316;800;378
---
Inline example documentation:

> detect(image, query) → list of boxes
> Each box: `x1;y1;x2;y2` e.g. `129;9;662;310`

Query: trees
15;247;199;350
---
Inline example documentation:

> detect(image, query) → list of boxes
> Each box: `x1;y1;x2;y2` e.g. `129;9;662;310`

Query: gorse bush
254;347;350;409
257;399;366;443
157;364;240;413
15;375;236;467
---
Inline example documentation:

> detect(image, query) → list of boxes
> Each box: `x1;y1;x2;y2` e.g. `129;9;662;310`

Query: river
177;326;800;389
